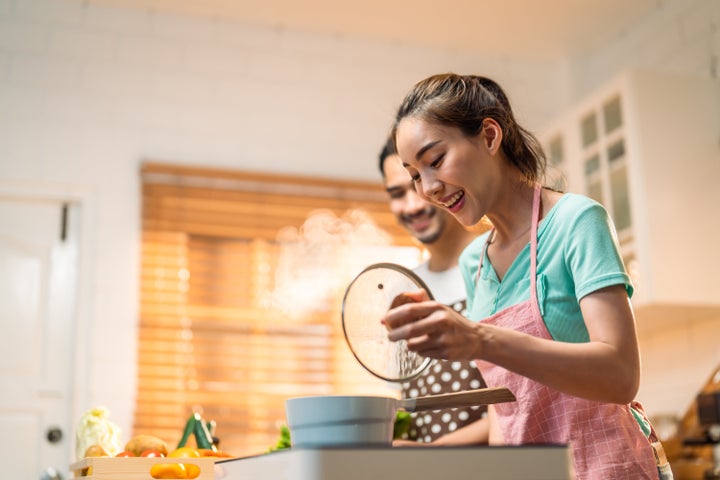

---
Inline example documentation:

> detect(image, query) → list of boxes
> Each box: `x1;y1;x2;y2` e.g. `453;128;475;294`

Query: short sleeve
564;201;633;300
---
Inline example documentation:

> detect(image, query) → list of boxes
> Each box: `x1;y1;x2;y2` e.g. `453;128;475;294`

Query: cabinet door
578;95;633;242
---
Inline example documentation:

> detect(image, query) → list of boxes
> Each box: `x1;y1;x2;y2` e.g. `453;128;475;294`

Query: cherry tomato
168;447;200;458
150;462;187;479
196;448;217;457
197;448;233;457
116;451;136;457
141;449;166;458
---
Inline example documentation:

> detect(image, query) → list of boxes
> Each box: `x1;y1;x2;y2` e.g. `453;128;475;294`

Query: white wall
568;0;720;98
0;0;718;440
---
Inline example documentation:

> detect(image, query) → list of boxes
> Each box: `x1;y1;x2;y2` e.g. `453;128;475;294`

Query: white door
0;196;79;480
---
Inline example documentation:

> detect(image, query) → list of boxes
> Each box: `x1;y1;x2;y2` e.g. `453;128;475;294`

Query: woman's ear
481;118;503;153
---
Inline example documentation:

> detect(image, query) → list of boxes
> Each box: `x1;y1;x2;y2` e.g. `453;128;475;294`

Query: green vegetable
393;411;412;439
267;425;292;453
193;413;217;451
177;414;197;449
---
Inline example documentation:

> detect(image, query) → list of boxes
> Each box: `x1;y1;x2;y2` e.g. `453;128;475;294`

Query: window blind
137;162;421;457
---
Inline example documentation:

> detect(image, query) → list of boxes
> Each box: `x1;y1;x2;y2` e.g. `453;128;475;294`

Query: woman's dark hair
391;74;547;184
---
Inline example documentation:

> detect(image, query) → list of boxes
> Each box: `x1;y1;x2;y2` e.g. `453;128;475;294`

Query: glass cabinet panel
607;139;625;163
587;179;603;204
603;96;623;134
546;135;566;191
578;95;632;236
581;112;598;147
546;92;633;243
584;154;602;203
610;165;632;231
548;135;564;165
584;154;600;176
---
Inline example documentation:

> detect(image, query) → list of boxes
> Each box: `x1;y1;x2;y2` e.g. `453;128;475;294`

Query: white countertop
215;445;571;480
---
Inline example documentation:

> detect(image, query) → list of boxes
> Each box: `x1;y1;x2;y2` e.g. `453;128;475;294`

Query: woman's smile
440;190;465;212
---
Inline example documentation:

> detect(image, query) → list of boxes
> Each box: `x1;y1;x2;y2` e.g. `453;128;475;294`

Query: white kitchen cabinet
539;70;720;333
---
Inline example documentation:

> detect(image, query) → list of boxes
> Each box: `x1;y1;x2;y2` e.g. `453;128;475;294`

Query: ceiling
83;0;662;60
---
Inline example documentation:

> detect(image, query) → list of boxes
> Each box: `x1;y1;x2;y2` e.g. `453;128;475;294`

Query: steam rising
267;209;414;319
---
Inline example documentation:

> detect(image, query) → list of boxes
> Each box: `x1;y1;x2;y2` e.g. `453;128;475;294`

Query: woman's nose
420;172;442;199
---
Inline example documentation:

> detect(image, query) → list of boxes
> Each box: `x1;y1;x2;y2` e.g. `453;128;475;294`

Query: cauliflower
75;406;123;460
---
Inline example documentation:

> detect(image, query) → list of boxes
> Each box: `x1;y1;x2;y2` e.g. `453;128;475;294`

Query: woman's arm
384;284;641;404
481;284;640;403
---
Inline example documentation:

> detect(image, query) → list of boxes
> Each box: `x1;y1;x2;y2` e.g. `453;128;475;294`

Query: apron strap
529;184;541;303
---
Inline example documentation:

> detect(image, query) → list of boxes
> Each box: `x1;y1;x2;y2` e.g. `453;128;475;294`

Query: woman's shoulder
554;190;603;211
545;191;609;226
538;191;615;248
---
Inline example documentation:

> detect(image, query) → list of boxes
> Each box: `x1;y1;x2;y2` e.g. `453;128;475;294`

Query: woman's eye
410;173;421;182
430;154;445;168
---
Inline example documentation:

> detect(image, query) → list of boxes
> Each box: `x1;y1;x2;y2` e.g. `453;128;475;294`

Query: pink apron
474;185;658;479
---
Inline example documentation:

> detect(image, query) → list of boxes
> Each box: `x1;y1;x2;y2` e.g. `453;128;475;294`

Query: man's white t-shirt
412;262;466;314
398;261;487;443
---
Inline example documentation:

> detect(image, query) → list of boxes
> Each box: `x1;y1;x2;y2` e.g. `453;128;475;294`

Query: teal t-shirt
459;193;632;343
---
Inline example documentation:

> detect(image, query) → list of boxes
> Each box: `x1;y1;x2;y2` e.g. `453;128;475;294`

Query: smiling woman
136;162;421;457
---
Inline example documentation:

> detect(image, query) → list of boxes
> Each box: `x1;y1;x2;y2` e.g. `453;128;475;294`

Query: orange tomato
116;451;136;457
150;462;187;479
141;449;166;457
184;463;201;479
197;448;234;458
168;447;200;458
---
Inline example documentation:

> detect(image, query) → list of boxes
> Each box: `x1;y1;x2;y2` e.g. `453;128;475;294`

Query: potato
124;434;168;457
81;444;109;475
84;444;109;457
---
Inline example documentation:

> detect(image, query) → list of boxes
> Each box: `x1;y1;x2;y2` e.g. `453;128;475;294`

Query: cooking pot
285;387;515;447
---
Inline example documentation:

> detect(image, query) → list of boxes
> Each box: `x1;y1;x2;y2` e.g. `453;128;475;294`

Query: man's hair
377;135;397;178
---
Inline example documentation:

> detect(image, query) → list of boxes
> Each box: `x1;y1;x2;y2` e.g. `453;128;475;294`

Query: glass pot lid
341;263;433;382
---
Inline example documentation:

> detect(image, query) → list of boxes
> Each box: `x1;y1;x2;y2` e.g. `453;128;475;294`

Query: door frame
0;180;96;461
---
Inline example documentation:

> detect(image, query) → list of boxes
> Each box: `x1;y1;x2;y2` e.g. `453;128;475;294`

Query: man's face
383;154;447;244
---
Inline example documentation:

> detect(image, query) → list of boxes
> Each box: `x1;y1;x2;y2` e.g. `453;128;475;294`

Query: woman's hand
382;289;485;361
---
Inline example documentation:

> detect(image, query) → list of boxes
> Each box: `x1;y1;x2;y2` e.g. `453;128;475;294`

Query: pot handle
401;387;516;412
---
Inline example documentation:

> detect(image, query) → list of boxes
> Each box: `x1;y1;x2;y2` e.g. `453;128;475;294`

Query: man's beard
402;207;444;245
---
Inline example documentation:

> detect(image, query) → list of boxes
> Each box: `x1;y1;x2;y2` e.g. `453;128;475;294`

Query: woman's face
395;117;498;227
